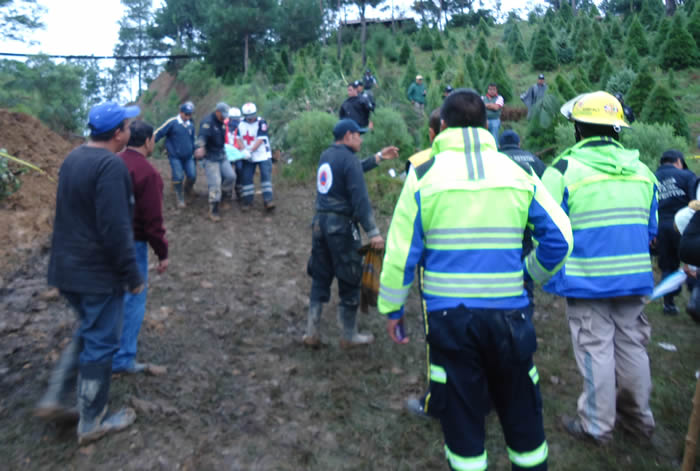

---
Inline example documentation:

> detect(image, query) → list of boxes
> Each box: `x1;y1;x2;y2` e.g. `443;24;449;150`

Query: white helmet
241;102;257;117
229;107;242;119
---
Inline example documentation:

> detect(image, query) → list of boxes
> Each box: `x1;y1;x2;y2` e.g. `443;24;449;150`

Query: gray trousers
566;296;655;441
204;159;235;203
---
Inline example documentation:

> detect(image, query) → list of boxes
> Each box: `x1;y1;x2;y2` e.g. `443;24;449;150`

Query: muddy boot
173;182;186;209
208;202;221;222
184;177;195;197
338;305;374;348
264;200;276;211
302;302;323;348
35;339;79;422
77;361;136;445
221;191;232;210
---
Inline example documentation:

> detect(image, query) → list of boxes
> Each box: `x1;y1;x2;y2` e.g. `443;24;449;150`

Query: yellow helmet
560;91;629;129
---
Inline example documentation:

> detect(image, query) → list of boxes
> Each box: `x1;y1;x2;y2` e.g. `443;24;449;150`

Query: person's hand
380;146;399;160
194;147;205;159
369;235;384;249
130;284;144;295
157;258;169;274
369;121;374;130
683;264;697;278
386;318;409;344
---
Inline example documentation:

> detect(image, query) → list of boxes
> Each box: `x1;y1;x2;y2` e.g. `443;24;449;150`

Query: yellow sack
359;245;384;313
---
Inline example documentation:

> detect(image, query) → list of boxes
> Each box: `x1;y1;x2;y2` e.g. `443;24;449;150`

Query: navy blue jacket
314;144;379;237
48;145;142;294
339;96;372;128
154;115;195;160
196;112;227;161
655;163;696;223
499;145;546;178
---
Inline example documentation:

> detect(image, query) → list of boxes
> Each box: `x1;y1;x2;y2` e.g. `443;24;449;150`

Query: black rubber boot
35;338;79;422
338;305;374;348
77;361;136;445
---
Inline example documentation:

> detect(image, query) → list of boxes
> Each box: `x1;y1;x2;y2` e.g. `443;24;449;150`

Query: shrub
654;17;672;56
434;55;446;78
570;65;592;94
554;122;576;156
689;4;700;47
270;56;289;85
433;29;444;50
524;93;563;159
483;47;514;102
660;15;698;70
531;27;558;71
626;47;640;72
605;68;637;97
418;26;434;51
626;16;649;56
0;153;22;201
284;111;337;173
588;50;610;85
286;74;307;100
555;74;577;101
398;40;411;65
478;17;490;37
511;38;529;63
402;57;418;91
362;107;415;158
640;84;690;138
178;61;219;98
622;122;689;168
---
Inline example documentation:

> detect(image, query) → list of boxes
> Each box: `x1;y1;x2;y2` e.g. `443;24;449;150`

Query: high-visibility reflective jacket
541;136;658;299
378;127;573;319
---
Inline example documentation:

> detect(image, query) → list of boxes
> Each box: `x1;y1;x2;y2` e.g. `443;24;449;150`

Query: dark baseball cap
88;101;140;134
538;74;545;79
661;149;688;169
351;80;362;88
499;130;520;147
333;119;367;140
180;102;194;114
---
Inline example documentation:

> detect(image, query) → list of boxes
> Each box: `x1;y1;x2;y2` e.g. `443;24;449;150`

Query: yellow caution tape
0;150;56;183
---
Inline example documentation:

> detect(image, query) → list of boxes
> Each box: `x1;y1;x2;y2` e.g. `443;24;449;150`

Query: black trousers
657;221;695;303
308;212;362;308
427;305;547;471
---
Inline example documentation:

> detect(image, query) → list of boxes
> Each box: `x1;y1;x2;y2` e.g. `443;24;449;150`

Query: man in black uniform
655;149;697;314
339;81;373;129
303;119;398;348
194;102;234;221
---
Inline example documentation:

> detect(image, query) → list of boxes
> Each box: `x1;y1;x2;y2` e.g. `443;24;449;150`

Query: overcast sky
3;0;551;58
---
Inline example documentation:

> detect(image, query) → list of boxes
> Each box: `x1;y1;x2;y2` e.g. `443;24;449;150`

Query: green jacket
407;82;426;104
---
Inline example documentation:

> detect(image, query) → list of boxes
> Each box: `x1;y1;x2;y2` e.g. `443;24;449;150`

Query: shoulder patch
317;163;333;194
202;123;210;129
260;122;268;132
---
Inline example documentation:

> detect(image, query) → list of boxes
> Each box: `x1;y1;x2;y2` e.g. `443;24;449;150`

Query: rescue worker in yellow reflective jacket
378;89;573;471
543;91;658;445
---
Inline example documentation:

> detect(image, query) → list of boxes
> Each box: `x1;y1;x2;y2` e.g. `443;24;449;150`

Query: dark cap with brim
499;130;520;148
88;101;140;135
661;149;687;169
538;74;545;79
333;119;367;140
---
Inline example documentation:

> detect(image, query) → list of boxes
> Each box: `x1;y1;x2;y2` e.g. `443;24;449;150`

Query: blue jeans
487;119;501;141
61;290;124;366
112;241;148;372
168;155;197;184
241;159;273;205
205;159;235;203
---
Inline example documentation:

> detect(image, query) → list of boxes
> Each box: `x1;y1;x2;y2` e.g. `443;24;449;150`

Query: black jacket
48;145;142;294
655;163;696;223
196;112;227;161
680;211;700;266
499;145;546;178
314;144;379;237
339;96;372;128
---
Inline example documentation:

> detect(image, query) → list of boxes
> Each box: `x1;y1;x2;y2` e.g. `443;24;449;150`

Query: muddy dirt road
0;161;445;470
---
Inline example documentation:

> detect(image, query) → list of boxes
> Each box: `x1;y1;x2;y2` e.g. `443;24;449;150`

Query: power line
0;52;204;60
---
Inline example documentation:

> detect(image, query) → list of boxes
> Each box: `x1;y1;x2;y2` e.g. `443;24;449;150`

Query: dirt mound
0;109;77;282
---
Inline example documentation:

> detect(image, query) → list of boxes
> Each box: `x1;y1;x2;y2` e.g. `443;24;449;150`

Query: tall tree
149;0;206;53
0;0;44;42
114;0;160;100
276;0;323;50
350;0;382;67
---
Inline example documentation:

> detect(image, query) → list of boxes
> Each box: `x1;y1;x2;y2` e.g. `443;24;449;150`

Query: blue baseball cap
180;102;194;114
88;101;140;134
333;119;367;140
499;130;520;148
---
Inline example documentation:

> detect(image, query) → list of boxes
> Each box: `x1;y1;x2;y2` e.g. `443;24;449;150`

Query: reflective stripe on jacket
378;127;572;319
541;136;658;298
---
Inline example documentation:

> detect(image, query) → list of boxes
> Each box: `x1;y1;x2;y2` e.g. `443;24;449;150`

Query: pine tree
403;56;418;90
434;55;446;78
418;25;434;51
531;27;558;71
506;23;523;54
399;40;410;65
465;27;473;41
599;61;614;89
639;0;657;30
602;35;614;57
559;1;574;23
341;50;354;75
626;64;656;117
483;47;514;102
626;16;649;56
476;34;489;61
640;84;689;138
610;21;623;41
589;49;610;85
473;53;486;88
660;14;698;70
478;17;490;37
689;4;700;47
511;36;529;63
270;55;289;84
465;54;477;86
433;29;444;50
626;47;640;71
654;17;672;55
571;66;592;94
555;74;577;100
